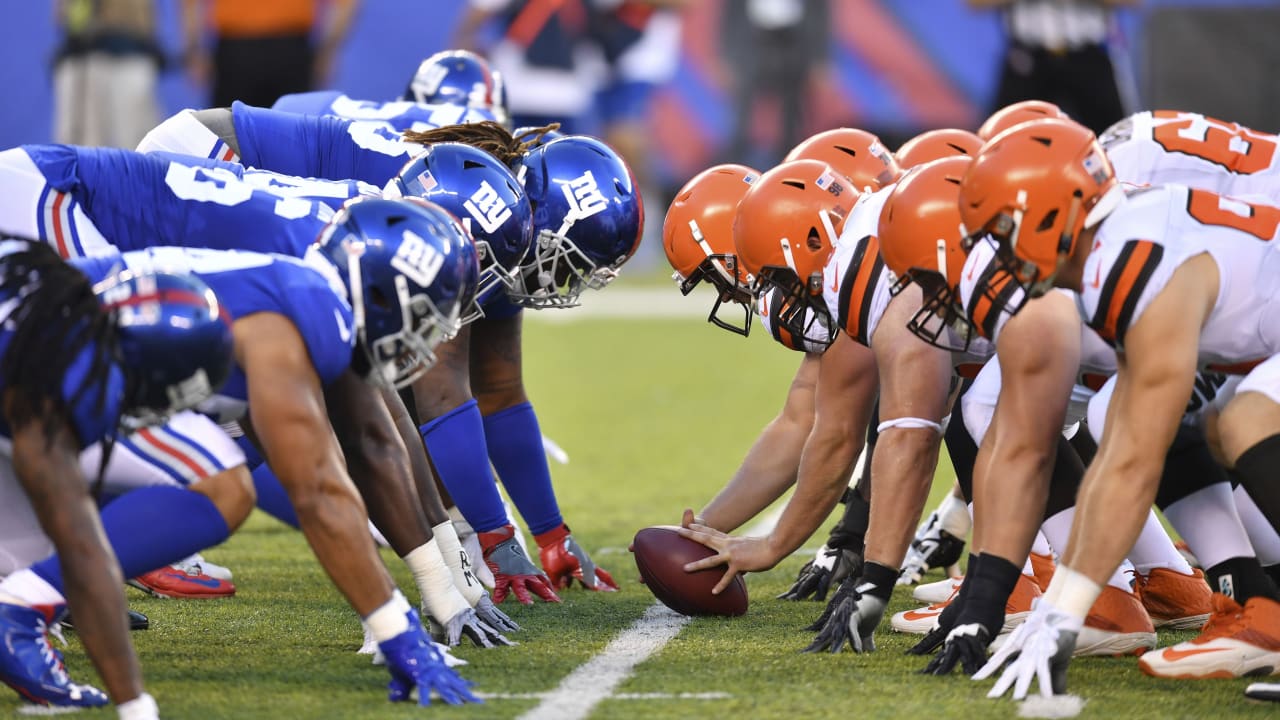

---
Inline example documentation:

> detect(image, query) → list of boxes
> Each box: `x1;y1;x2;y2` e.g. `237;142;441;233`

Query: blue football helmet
404;50;510;128
513;126;565;152
510;136;644;308
315;197;480;388
92;268;234;426
388;143;533;318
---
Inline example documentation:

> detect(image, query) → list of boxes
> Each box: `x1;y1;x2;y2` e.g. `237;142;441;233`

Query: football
632;526;748;617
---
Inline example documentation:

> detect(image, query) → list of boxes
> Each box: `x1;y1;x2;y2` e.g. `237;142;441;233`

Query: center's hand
677;508;781;595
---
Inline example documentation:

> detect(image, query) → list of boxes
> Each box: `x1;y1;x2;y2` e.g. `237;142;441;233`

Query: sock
1021;555;1035;576
828;486;870;552
859;561;898;603
482;402;563;536
1204;556;1280;603
31;486;230;590
937;492;971;539
1163;482;1253;571
955;553;1021;638
421;399;507;533
1232;435;1280;537
1039;507;1075;562
934;553;981;631
1030;531;1053;558
1267;564;1280;588
251;462;299;528
1233;484;1280;566
1110;559;1137;592
1129;508;1193;575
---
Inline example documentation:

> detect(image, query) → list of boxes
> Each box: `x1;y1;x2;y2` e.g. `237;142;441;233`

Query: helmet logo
562;170;609;222
464;180;513;234
390;230;445;288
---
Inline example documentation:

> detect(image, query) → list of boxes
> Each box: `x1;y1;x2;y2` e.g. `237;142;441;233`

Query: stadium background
1;0;1276;190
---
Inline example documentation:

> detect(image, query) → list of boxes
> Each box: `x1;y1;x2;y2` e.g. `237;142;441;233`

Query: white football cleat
1140;594;1280;678
913;576;963;605
173;553;233;582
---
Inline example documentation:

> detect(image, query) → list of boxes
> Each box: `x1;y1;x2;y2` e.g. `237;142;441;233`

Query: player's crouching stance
0;239;232;717
962;118;1280;701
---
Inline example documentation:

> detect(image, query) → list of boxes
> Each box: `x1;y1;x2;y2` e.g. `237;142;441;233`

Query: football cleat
1074;585;1157;656
1029;551;1056;591
172;553;233;582
893;573;1040;635
898;511;965;585
1139;594;1280;679
0;603;108;708
1245;681;1280;701
61;608;149;632
128;565;236;599
1136;567;1212;630
913;576;964;605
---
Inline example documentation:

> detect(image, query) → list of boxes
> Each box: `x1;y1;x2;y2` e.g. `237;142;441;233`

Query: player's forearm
864;429;942;569
700;415;808;532
769;430;858;558
384;389;450;527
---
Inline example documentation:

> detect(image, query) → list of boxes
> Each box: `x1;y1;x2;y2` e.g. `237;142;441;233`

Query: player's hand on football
474;593;520;633
379;611;482;706
973;598;1078;700
676;509;781;595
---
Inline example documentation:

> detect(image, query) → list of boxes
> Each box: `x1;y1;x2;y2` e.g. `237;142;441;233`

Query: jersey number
1152;111;1277;175
1186;189;1280;241
164;164;315;220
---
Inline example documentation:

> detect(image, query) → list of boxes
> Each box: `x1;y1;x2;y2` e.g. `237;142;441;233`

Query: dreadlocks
402;121;560;166
0;240;120;451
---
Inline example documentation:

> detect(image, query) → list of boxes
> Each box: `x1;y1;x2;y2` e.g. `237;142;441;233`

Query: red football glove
479;524;561;605
536;524;619;592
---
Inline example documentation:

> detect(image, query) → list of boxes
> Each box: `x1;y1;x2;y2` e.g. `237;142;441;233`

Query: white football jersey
1102;111;1280;203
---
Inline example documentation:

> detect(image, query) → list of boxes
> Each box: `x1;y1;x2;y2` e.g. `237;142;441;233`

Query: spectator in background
181;0;359;108
53;0;163;148
454;0;596;133
970;0;1137;134
722;0;830;168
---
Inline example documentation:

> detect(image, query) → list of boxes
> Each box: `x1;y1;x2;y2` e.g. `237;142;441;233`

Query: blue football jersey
148;151;375;211
272;91;494;131
72;247;356;422
0;241;126;448
24;144;330;258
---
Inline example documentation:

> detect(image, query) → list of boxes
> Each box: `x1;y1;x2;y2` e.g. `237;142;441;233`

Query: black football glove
922;623;991;675
778;545;862;602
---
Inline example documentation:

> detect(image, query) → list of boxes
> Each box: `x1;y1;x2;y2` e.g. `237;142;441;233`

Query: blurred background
6;0;1276;271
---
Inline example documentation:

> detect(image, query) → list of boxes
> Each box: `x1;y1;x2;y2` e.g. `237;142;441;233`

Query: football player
960;118;1280;700
0;241;232;716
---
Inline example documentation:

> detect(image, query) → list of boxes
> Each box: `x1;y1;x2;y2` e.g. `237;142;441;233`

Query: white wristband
364;589;411;643
433;521;485;606
405;539;469;623
877;416;944;434
1041;565;1103;621
118;692;159;720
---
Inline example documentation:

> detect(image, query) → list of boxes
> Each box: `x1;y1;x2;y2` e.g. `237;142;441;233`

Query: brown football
632;526;748;617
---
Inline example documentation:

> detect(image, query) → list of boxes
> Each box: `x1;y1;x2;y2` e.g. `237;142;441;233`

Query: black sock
934;553;982;630
955;553;1021;638
1231;434;1280;536
828;488;870;553
1204;556;1280;603
1266;564;1280;589
861;561;899;603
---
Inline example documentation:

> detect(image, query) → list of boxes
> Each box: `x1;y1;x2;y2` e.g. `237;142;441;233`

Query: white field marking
516;505;786;720
524;287;708;323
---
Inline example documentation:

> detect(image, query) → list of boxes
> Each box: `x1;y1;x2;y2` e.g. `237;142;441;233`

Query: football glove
778;545;862;602
479;524;562;605
379;610;481;706
427;607;515;648
474;593;520;634
973;598;1079;700
898;511;965;586
536;524;619;592
922;623;991;676
802;579;886;654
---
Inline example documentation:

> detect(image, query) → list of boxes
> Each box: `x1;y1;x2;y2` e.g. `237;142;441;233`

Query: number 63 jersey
1079;183;1280;371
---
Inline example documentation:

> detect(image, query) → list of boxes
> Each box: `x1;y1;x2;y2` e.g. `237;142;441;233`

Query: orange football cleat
1075;585;1157;656
1139;594;1280;679
1136;567;1212;630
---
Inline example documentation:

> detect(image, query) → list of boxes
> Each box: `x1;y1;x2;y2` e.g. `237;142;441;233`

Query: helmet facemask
508;221;621;309
673;218;754;336
754;266;835;351
890;266;974;352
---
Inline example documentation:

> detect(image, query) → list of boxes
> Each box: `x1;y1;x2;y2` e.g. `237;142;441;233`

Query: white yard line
514;505;786;720
523;287;708;322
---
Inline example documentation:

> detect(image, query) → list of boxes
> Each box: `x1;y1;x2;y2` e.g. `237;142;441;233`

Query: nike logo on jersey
333;309;352;343
828;273;838;294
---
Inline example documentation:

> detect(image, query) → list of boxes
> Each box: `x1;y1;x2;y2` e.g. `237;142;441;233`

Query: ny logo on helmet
390;230;445;288
463;180;512;235
563;170;609;222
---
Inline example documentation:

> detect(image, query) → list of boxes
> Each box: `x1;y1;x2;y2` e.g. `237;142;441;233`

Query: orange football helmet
733;159;858;350
878;156;975;349
895;129;983;170
663;164;761;335
785;128;901;192
977;100;1067;141
959;117;1120;304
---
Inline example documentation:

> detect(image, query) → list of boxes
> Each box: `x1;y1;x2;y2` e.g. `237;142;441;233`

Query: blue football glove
378;610;481;706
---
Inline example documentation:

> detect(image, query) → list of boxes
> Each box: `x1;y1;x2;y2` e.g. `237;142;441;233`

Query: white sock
404;540;469;623
117;692;159;720
0;569;66;607
1234;485;1280;566
1021;555;1035;576
1030;531;1053;558
937;491;971;538
1164;483;1254;571
1039;507;1075;560
1109;559;1136;592
433;521;484;607
1129;508;1193;575
363;590;411;643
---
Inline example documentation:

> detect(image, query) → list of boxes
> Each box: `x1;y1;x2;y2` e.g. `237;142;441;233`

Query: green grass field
4;302;1275;719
